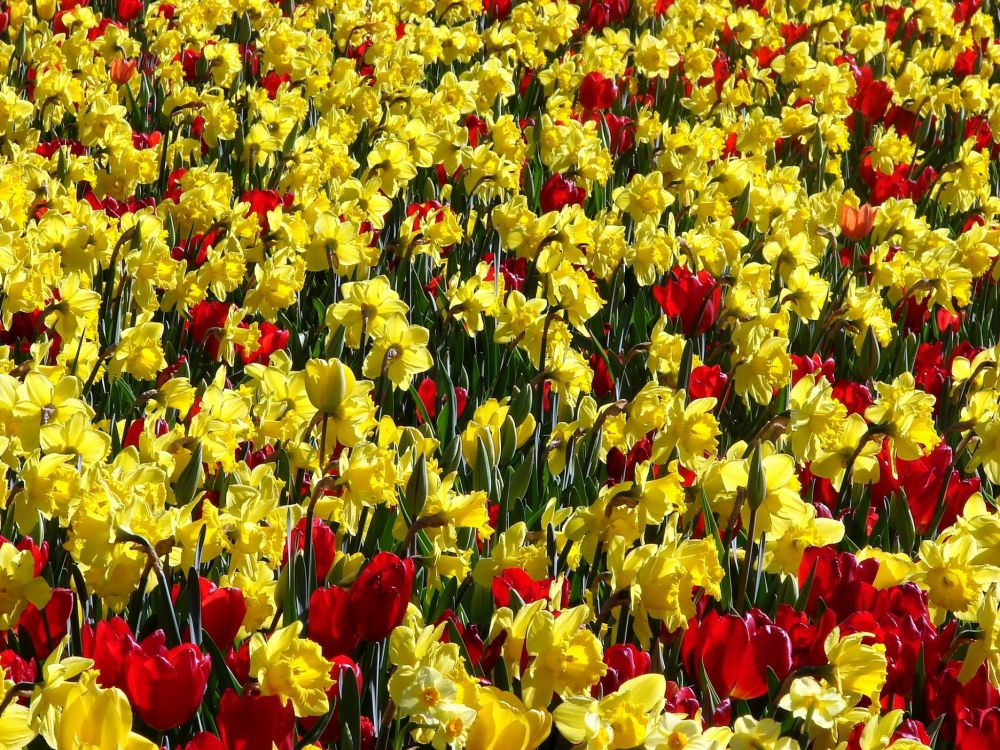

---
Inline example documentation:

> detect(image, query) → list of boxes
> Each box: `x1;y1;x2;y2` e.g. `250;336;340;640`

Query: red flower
595;644;650;696
849;68;893;125
682;608;792;699
0;650;37;683
484;0;511;19
926;662;999;740
282;517;337;583
491;568;552;608
183;733;225;750
216;689;295;750
688;364;728;400
664;681;702;719
791;354;836;385
308;586;359;658
125;637;211;731
589;353;616;399
190;300;230;360
199;578;248;648
798;546;879;619
414;377;468;423
85;616;140;691
18;588;73;660
300;656;365;744
839;203;876;241
652;267;722;335
831;380;873;415
605;435;652;484
897;444;980;535
578;71;618;111
117;0;143;21
348;552;415;642
109;58;137;85
540;173;586;213
437;610;489;667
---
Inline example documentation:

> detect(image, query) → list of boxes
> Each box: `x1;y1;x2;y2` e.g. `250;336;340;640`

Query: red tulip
18;588;73;660
652;267;721;335
283;517;337;582
578;71;618;111
347;552;414;642
491;568;553;608
125;636;211;731
240;322;290;365
117;0;143;20
595;644;650;696
682;608;792;699
0;650;36;683
199;578;248;648
797;546;879;619
183;733;224;750
308;586;359;658
85;616;140;691
688;364;728;400
540;174;586;213
300;656;364;744
216;689;295;750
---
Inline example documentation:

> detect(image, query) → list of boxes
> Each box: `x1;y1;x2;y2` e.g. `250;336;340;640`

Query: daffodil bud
858;327;881;380
747;442;767;511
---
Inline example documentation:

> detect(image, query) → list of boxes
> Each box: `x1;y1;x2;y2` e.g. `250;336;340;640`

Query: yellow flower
617;538;724;639
612;171;673;223
733;329;792;406
303;358;377;447
865;373;939;464
522;605;606;709
326;276;409;349
765;505;845;576
651;394;720;468
913;533;1000;624
825;628;888;707
54;675;157;750
1;677;36;750
553;674;666;750
461;399;535;467
465;687;551;750
778;677;847;730
108;321;168;382
28;637;94;747
730;716;800;750
0;541;52;630
362;316;434;390
249;621;335;717
959;585;1000;688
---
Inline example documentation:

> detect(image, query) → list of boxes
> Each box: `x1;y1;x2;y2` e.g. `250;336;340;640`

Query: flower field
1;0;1000;748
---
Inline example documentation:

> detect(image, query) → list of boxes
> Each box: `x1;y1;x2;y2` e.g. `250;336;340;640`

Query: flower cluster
0;0;1000;749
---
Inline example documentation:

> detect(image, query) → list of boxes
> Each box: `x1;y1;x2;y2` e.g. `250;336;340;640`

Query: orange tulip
110;58;138;86
839;202;876;241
